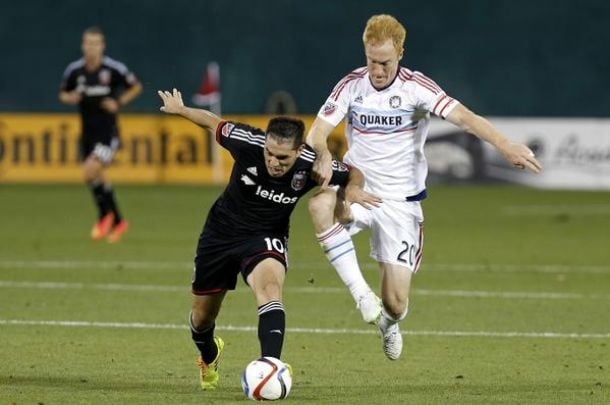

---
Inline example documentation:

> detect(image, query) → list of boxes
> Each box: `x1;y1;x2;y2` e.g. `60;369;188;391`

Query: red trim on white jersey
413;223;425;273
438;98;456;117
331;68;367;101
431;94;458;118
353;126;417;136
399;68;442;95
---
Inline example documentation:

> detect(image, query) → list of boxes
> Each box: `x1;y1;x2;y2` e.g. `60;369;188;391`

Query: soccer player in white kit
307;14;542;360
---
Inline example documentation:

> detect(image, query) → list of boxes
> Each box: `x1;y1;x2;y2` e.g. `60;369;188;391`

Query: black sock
102;184;123;223
258;301;285;359
190;313;218;364
88;180;108;219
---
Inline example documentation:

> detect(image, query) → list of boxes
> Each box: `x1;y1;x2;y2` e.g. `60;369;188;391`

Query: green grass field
1;184;609;404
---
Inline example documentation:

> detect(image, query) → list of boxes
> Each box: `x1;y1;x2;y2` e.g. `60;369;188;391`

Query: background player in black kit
59;26;142;242
158;88;379;391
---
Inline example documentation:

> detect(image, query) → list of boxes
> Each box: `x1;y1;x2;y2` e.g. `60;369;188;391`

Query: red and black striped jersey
203;120;350;237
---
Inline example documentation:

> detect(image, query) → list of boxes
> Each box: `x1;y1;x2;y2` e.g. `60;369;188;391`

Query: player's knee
83;169;95;183
255;281;282;303
308;190;336;218
83;165;101;183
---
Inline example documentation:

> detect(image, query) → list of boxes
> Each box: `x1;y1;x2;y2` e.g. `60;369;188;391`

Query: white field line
1;259;610;274
1;319;609;339
1;280;608;300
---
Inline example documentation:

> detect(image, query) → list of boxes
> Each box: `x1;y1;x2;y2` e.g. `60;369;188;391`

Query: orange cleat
107;220;129;243
90;213;115;240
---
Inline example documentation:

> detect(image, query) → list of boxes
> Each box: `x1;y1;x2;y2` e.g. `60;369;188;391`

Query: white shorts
92;143;115;165
346;200;425;272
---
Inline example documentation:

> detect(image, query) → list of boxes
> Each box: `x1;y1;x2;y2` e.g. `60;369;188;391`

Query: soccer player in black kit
59;26;142;242
158;88;379;391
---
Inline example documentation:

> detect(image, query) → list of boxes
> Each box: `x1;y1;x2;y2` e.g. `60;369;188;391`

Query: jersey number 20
397;241;415;266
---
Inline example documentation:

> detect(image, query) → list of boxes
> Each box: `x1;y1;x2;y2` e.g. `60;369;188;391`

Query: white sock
317;223;371;303
379;307;409;333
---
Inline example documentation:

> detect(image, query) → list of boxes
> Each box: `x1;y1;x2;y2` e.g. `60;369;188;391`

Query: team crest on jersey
99;69;111;85
389;96;402;109
291;170;307;191
221;122;235;137
322;101;337;116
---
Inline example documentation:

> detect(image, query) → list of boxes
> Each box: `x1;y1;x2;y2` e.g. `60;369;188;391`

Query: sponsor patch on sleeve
322;101;337;116
221;122;235;137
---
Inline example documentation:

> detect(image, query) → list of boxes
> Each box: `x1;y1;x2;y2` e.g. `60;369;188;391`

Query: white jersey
317;66;459;201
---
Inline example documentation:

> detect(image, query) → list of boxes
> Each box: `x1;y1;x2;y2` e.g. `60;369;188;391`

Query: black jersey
203;120;351;237
60;56;139;138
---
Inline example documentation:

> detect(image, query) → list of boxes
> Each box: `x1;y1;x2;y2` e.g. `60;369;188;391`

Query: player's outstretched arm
446;104;542;173
306;117;337;188
158;88;222;131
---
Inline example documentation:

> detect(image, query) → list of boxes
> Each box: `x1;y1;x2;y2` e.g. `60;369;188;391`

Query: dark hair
266;116;305;148
83;26;105;38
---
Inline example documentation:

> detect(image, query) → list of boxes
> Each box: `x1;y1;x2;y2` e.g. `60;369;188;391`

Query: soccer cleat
107;220;129;243
381;323;403;360
357;290;382;324
196;336;225;391
90;213;115;240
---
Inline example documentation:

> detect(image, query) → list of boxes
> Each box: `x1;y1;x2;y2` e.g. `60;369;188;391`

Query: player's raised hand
158;88;184;114
501;142;543;173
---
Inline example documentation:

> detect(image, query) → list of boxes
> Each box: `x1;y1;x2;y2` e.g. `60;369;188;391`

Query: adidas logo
240;175;256;186
247;166;258;176
354;96;363;104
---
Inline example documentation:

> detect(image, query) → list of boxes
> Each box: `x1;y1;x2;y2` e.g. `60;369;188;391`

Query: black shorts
80;124;120;162
192;231;289;295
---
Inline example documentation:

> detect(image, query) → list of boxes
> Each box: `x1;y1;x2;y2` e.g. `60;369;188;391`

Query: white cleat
357;291;382;324
381;323;403;360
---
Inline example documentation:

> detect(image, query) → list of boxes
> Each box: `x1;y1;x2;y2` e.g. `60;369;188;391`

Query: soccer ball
241;357;292;400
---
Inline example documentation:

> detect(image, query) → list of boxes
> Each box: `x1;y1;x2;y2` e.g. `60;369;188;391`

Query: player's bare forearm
306;117;334;154
344;166;382;209
447;103;542;173
59;91;81;105
158;88;221;131
118;82;143;107
446;104;506;148
178;107;222;130
307;118;337;187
